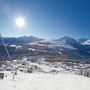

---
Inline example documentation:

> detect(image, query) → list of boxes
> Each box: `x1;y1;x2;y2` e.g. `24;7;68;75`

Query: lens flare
15;17;26;28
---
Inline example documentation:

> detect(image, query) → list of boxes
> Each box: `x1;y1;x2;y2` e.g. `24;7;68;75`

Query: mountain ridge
0;36;90;61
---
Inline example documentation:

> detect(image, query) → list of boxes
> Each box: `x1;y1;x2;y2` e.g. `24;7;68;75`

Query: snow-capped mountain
0;36;43;44
48;36;84;50
36;37;78;50
33;36;90;60
49;37;77;49
0;36;90;61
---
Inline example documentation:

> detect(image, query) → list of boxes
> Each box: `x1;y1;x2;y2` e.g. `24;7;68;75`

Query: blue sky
0;0;90;39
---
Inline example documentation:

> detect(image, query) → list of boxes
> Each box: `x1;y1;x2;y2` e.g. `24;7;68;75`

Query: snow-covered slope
83;39;90;45
39;37;77;49
49;40;76;49
0;71;90;90
49;36;84;50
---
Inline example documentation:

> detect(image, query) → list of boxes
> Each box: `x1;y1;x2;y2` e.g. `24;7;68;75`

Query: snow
0;58;90;90
48;40;76;50
10;44;17;47
82;39;90;45
32;39;76;50
28;48;36;51
0;71;90;90
10;45;22;49
16;46;22;49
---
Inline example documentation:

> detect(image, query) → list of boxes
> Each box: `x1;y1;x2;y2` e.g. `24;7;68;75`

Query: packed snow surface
0;71;90;90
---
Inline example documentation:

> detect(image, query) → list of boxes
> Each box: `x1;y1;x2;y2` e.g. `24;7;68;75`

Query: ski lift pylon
0;32;12;61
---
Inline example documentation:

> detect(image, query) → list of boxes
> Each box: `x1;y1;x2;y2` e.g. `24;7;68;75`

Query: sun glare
15;17;26;28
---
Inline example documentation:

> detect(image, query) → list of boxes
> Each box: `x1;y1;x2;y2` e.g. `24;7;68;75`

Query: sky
0;0;90;39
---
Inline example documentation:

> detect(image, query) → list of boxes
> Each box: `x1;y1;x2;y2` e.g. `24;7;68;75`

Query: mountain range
0;36;90;45
0;36;43;44
0;36;90;61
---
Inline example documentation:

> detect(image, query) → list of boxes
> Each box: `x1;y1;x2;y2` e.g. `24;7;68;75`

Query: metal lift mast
0;33;12;61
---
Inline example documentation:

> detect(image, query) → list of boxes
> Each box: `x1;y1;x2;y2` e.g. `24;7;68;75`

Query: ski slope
0;71;90;90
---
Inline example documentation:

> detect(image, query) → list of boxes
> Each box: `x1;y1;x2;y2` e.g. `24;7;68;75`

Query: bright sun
15;17;26;28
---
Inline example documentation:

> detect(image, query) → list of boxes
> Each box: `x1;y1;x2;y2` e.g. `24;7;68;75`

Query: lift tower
0;33;12;61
